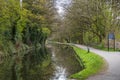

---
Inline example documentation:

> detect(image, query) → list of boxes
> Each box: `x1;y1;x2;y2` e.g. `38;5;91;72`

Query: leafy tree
55;0;120;44
0;0;55;56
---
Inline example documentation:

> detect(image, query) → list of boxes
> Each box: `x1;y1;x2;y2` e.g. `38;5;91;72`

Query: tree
0;0;55;55
55;0;120;44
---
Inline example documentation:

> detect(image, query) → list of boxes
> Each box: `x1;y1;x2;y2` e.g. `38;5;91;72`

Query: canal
0;45;83;80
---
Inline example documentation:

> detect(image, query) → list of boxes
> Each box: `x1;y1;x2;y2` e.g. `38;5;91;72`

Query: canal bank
49;45;83;80
75;44;120;80
47;41;105;80
71;45;105;80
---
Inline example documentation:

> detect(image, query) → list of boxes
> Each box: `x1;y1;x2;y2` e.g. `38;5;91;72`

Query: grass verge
93;43;120;51
70;46;104;80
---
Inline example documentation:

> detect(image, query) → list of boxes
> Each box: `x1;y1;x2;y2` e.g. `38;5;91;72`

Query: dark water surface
0;45;82;80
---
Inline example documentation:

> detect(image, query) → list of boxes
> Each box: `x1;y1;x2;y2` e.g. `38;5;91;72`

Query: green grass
95;44;120;52
70;46;104;80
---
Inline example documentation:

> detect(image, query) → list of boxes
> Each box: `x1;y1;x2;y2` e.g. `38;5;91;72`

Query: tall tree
0;0;55;55
56;0;120;44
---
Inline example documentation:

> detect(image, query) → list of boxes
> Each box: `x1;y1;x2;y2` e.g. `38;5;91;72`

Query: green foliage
55;0;120;44
70;46;104;80
42;27;51;37
0;0;54;53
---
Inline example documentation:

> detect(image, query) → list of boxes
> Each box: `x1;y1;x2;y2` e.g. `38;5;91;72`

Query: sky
20;0;22;8
20;0;71;16
55;0;71;16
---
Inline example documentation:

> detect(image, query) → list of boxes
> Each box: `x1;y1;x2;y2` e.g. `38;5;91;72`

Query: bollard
87;47;90;53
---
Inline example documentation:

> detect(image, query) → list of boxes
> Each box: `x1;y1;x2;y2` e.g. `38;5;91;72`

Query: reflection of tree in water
0;45;84;80
21;47;53;80
0;47;53;80
52;45;83;76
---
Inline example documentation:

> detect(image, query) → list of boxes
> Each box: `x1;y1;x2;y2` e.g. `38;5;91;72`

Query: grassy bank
70;46;104;80
95;45;120;51
93;43;120;51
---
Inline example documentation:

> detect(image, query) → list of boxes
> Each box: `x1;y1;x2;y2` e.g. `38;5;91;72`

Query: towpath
75;44;120;80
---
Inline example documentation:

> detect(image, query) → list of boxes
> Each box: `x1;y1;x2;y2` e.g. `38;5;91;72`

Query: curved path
75;44;120;80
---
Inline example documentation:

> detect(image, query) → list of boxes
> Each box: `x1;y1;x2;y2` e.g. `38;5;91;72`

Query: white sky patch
56;0;71;16
58;6;64;14
20;0;22;8
116;16;120;19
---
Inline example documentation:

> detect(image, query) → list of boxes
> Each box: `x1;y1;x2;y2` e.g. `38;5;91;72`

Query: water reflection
0;45;82;80
50;45;82;80
0;47;53;80
21;47;53;80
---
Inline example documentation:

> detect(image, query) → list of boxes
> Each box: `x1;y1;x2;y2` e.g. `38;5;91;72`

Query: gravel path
75;44;120;80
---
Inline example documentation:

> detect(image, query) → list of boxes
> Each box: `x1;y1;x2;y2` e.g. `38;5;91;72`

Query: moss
70;46;104;80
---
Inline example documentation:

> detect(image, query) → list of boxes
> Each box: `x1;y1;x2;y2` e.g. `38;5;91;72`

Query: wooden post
114;38;115;51
108;36;109;51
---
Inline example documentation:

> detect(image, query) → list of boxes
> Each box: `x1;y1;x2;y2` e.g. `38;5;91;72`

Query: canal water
0;45;83;80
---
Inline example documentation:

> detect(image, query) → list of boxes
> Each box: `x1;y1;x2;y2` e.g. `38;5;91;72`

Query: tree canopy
0;0;55;55
53;0;120;45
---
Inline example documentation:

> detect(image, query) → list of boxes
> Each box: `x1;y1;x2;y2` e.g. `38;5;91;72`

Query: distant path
75;44;120;80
